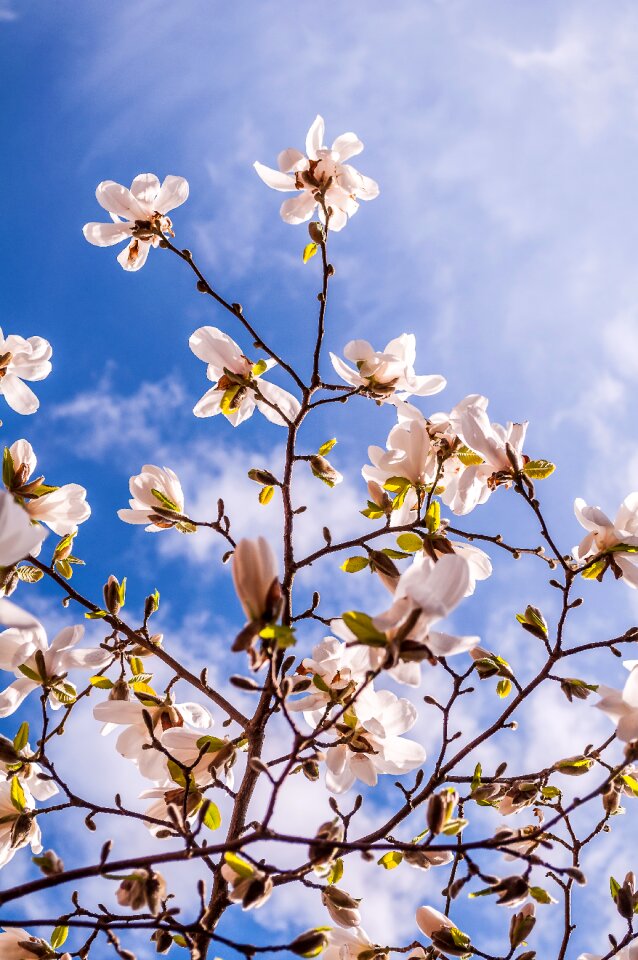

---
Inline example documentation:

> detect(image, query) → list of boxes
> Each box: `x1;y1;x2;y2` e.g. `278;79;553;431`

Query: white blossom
0;491;46;566
330;335;445;403
0;780;42;869
323;926;376;960
289;636;371;724
118;464;186;531
189;326;300;426
596;660;638;741
83;173;189;271
324;686;426;794
573;494;638;588
0;602;111;717
232;537;281;624
254;115;379;231
0;328;52;415
7;439;90;536
93;697;213;781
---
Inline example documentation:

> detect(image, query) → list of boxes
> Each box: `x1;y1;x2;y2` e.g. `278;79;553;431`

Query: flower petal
155;175;190;214
306;115;325;160
253;162;297;192
83;222;132;247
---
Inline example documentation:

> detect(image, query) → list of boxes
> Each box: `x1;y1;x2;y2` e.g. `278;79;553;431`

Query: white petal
96;180;147;221
130;174;161;207
255;380;301;425
277;148;307;173
0;375;39;414
82;222;132;247
117;239;151;272
280;192;316;225
331;132;364;162
305;115;325;160
154;175;190;214
253;162;297;192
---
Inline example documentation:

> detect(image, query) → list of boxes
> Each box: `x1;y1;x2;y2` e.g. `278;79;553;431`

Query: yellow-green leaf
259;485;275;505
378;851;403;869
457;445;483;466
340;556;369;574
51;926;69;950
224;851;254;878
303;242;318;263
202;800;221;831
90;676;114;690
523;459;556;480
252;359;268;377
10;777;26;812
318;438;337;456
396;533;423;553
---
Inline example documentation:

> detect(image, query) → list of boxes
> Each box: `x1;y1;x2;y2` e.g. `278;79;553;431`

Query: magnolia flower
366;554;479;685
254;115;379;231
0;928;59;959
0;780;42;869
6;439;90;536
221;854;273;910
324;686;426;794
83;173;189;271
0;601;111;717
0;328;52;415
118;464;186;532
190;326;300;426
573;494;638;587
323;926;376;960
289;636;371;724
93;697;213;781
330;335;445;404
403;848;455;871
0;741;58;802
596;660;638;741
159;727;236;788
321;886;362;928
363;416;440;528
0;491;46;566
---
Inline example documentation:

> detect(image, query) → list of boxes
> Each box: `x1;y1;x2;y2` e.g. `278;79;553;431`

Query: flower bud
403;848;454;871
116;870;167;916
492;875;529;907
104;575;125;616
290;929;329;958
509;903;536;948
427;788;458;835
309;455;342;487
152;930;174;954
11;813;33;848
32;848;64;876
310;819;344;866
321;886;361;927
0;735;20;764
109;678;131;701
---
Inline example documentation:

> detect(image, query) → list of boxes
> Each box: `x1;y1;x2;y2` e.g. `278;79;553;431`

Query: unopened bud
321;886;361;928
290;929;329;958
32;848;64;876
509;904;536;948
109;678;131;701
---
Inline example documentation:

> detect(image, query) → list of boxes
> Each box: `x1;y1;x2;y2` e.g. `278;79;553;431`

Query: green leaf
90;676;114;690
361;502;385;520
2;447;15;487
259;485;275;505
129;656;145;676
383;476;411;494
380;548;410;559
259;624;296;648
377;850;403;870
341;611;387;647
457;445;483;466
523;459;556;480
16;565;44;583
529;885;556;904
85;609;108;619
396;533;423;553
151;488;180;512
303;242;318;263
13;722;29;752
55;559;73;580
10;777;26;812
622;774;638;797
327;858;343;885
610;876;621;900
541;785;561;799
471;762;482;793
202;800;221;831
581;558;607;581
340;556;369;574
425;500;441;533
221;384;243;415
224;851;254;878
496;678;512;698
18;663;41;682
318;438;337;456
51;925;69;950
252;359;269;377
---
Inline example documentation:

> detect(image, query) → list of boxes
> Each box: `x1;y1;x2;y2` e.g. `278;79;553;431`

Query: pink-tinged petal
117;239;151;272
331;132;364;161
377;736;426;774
305;115;325;160
0;492;46;566
324;204;349;231
130;174;161;208
93;700;145;725
277;148;307;173
280;191;316;225
253;162;297;192
574;498;612;532
616;492;638;535
193;386;224;419
617;556;638;589
117;508;154;525
351;754;378;787
402;373;447;398
0;375;39;415
154;175;190;214
385;333;415;365
343;339;375;363
95;180;147;221
0;677;37;718
427;631;479;657
83;222;132;247
617;712;638;742
178;702;213;728
622;664;638;708
353;171;380;200
399;554;471;622
49;624;84;654
255;380;301;425
329;353;361;388
189;326;243;371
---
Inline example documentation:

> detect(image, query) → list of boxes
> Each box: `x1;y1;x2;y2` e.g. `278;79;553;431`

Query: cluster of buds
221;852;273;910
115;869;167;916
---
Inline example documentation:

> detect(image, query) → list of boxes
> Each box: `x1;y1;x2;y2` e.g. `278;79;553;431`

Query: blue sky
2;1;638;957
